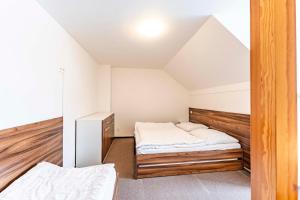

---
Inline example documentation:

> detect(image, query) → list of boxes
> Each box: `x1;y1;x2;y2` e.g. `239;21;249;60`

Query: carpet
104;138;251;200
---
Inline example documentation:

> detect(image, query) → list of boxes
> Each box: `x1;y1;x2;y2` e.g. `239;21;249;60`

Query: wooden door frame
250;0;298;199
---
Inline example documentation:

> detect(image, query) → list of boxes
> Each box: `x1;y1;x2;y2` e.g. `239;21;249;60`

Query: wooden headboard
189;108;250;171
0;117;63;191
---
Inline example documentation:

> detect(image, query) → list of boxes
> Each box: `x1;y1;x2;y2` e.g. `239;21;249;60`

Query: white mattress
137;142;241;154
0;162;116;200
135;122;241;155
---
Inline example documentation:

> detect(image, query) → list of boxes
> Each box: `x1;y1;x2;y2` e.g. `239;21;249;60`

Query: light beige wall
189;82;250;114
97;65;112;112
112;67;189;136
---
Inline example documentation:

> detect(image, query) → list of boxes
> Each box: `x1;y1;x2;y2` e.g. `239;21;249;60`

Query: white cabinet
75;112;113;167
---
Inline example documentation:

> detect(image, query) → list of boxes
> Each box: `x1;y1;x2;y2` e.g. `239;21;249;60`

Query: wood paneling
135;148;243;179
189;108;250;170
0;117;63;191
250;0;297;199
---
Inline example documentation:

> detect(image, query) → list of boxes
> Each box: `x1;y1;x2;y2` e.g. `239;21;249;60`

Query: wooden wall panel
189;108;250;170
0;117;63;191
250;0;297;199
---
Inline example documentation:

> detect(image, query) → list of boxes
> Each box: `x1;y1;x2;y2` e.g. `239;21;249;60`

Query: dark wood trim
250;0;298;198
0;117;63;191
189;108;250;171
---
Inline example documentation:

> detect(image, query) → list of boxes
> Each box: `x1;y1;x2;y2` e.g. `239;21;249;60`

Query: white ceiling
37;0;249;68
165;16;249;90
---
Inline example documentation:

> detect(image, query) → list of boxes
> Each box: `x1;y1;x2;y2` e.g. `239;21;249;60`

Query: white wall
112;68;189;136
0;0;63;130
0;0;102;167
190;82;250;114
97;65;112;112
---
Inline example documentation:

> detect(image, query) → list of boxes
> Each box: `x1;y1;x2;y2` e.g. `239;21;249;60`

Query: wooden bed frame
135;108;250;179
0;117;118;199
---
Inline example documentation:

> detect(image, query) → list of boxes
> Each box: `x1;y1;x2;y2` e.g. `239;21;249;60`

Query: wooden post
250;0;298;199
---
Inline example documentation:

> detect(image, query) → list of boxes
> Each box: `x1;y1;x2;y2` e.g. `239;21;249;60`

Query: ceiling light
136;19;166;39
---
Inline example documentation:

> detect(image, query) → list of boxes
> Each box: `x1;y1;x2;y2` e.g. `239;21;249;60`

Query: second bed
134;121;244;179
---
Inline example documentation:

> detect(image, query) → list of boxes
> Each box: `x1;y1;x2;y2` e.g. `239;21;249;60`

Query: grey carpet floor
104;138;251;200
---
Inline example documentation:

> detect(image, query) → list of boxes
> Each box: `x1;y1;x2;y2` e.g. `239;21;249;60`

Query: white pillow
135;122;174;131
176;122;208;132
189;128;238;145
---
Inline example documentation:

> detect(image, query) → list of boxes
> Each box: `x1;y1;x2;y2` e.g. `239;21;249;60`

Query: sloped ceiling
165;16;249;90
214;1;250;49
37;0;249;90
37;0;249;68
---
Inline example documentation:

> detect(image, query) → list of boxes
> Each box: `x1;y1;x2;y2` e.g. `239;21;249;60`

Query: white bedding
135;122;240;155
135;122;206;151
0;162;116;200
176;122;208;131
137;142;241;154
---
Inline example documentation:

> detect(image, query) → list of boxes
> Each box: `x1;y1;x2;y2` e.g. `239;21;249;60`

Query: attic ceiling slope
37;0;249;68
165;16;250;90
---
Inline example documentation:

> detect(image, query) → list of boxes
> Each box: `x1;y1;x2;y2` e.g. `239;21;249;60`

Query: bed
0;162;117;200
0;117;118;200
134;108;250;179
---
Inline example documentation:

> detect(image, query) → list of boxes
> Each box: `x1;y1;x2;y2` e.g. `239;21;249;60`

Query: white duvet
0;162;116;200
135;122;240;155
135;122;206;151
